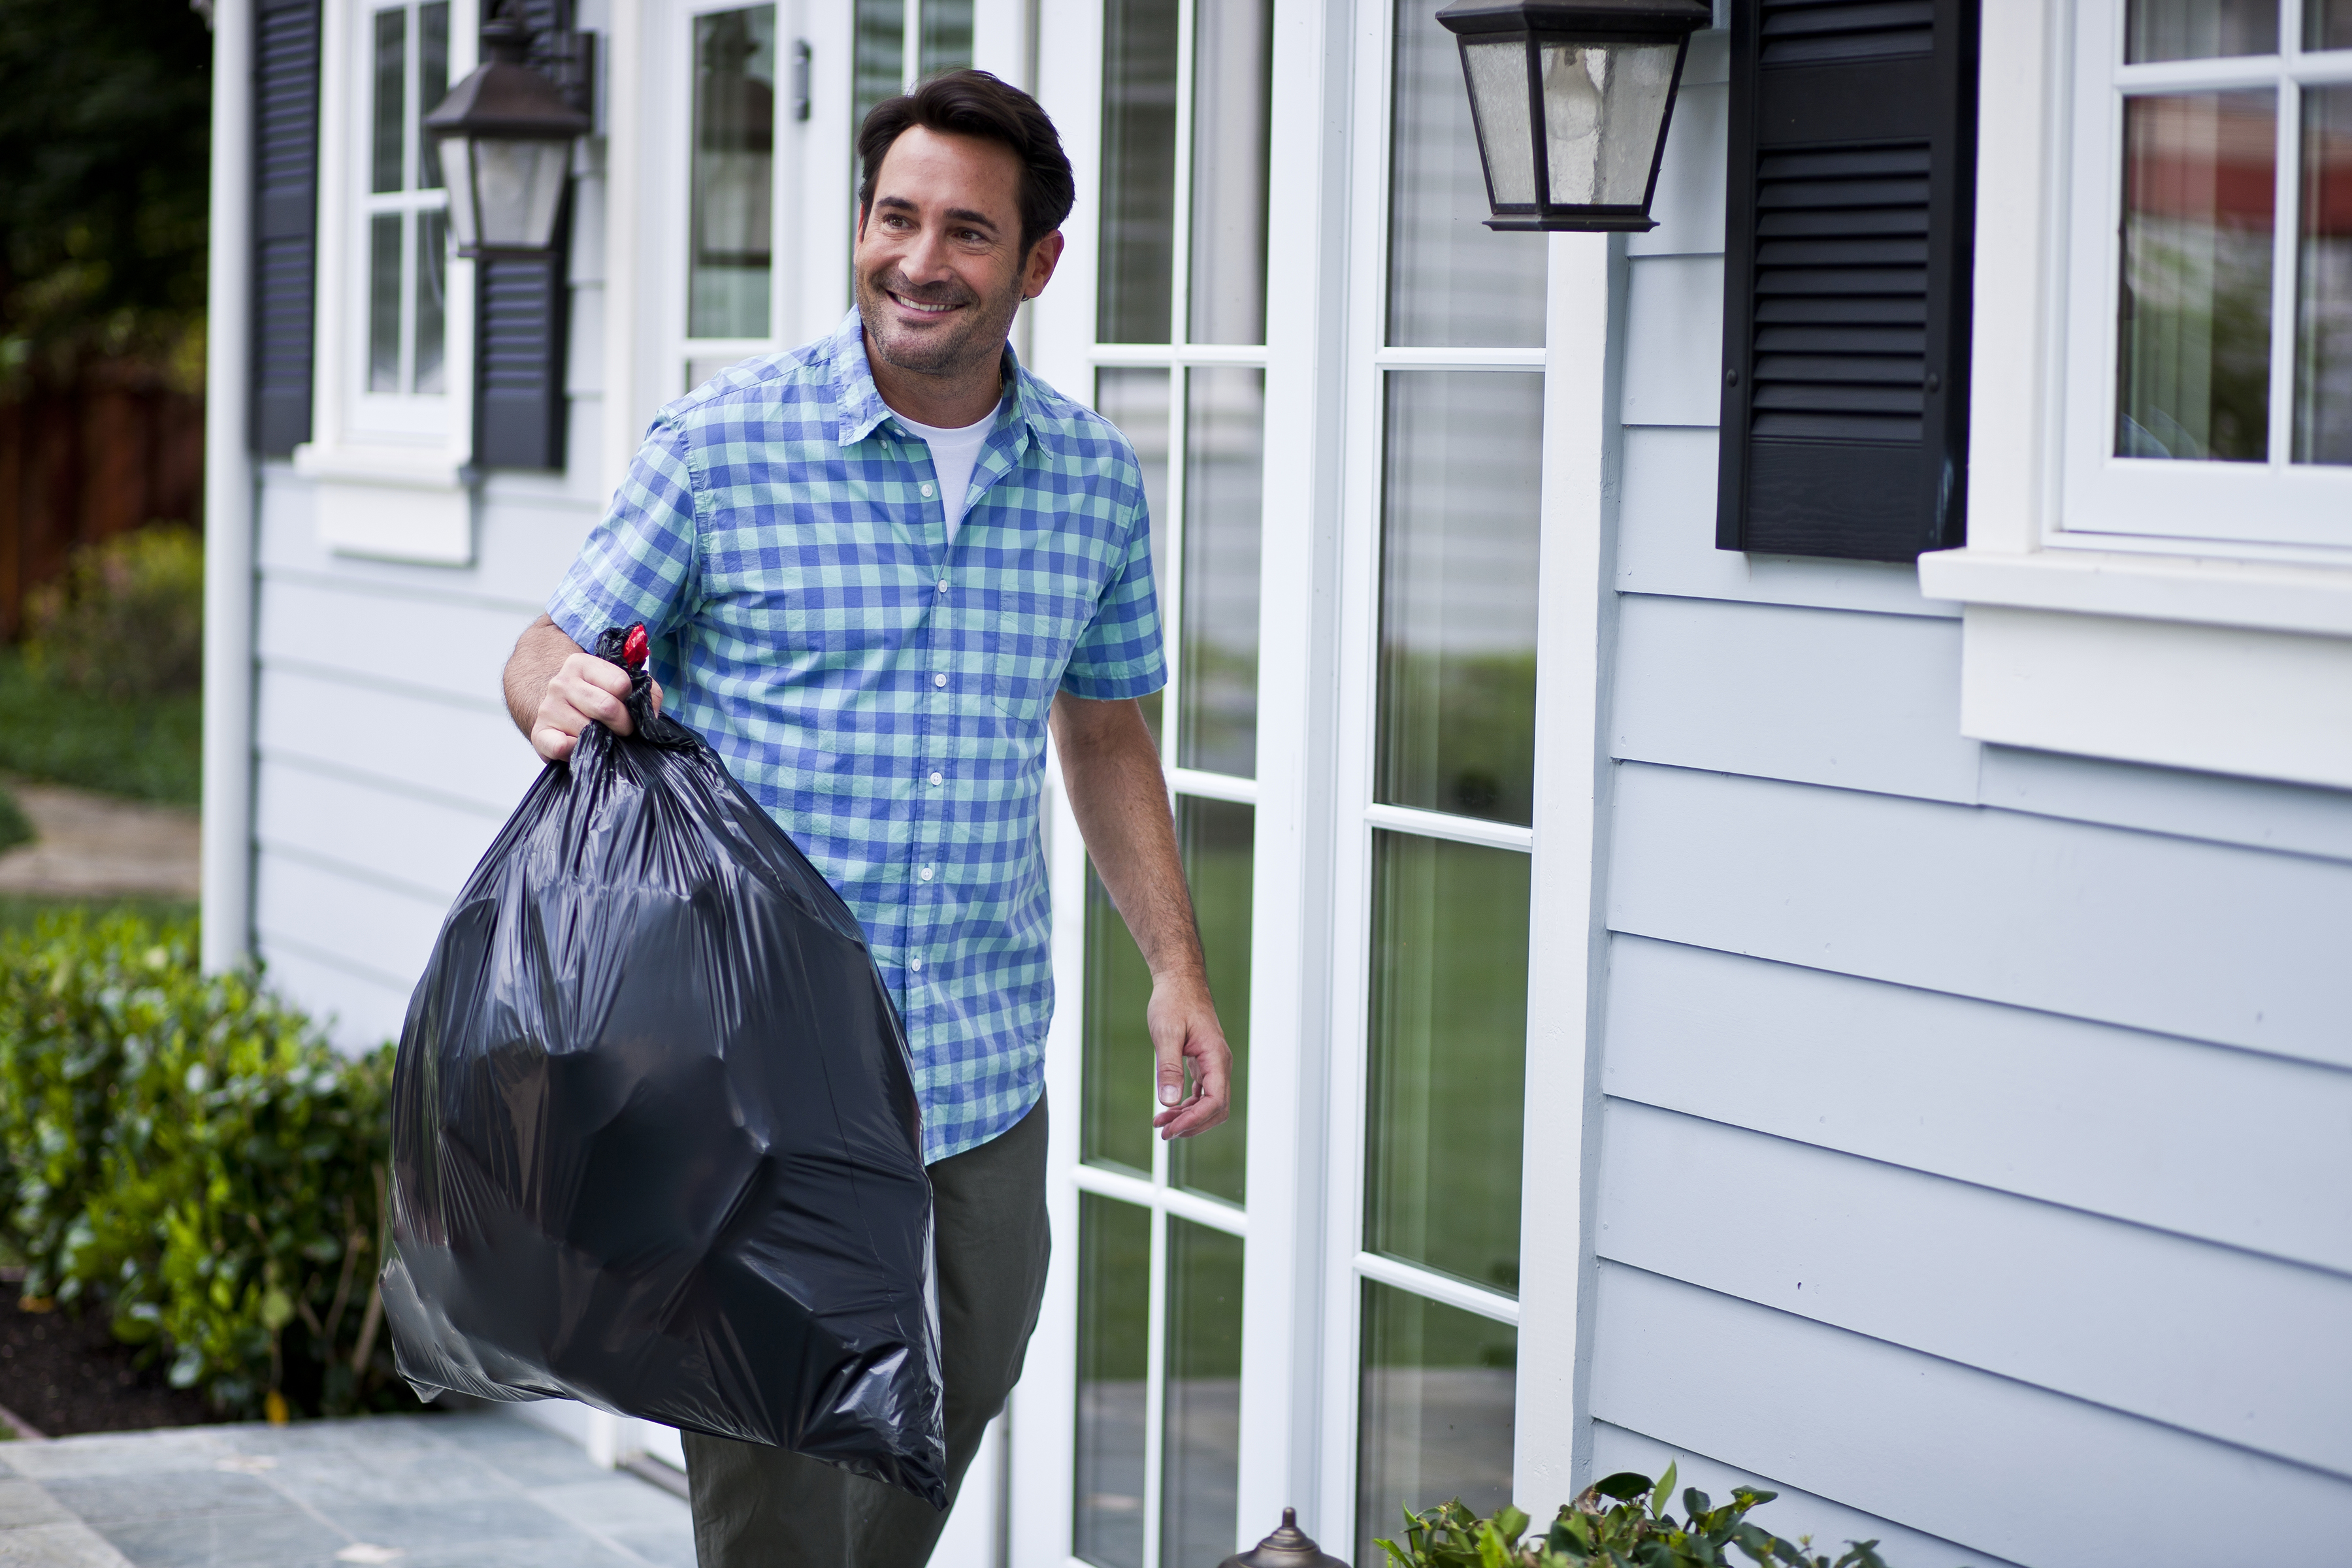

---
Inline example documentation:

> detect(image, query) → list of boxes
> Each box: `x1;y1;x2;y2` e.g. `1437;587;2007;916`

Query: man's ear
1022;230;1066;301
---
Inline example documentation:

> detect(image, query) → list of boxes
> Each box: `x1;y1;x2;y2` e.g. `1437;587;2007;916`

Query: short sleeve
1059;490;1168;701
546;419;702;652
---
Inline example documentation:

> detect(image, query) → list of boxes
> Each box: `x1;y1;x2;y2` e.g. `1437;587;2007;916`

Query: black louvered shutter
252;0;321;457
474;0;575;470
1714;0;1978;561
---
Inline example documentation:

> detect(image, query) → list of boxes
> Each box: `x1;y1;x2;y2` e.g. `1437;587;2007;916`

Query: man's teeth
896;295;958;315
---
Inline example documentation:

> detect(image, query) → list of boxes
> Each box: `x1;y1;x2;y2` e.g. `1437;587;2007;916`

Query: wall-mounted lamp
425;7;593;256
1437;0;1711;231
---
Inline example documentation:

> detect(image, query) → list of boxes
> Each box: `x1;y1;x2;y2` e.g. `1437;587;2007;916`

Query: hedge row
0;909;404;1418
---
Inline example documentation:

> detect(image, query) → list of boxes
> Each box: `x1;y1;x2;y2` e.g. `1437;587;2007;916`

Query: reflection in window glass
691;7;776;341
1169;798;1252;1205
2126;0;2277;62
1100;0;1179;343
414;210;447;395
417;3;448;189
1387;0;1546;348
920;0;974;77
372;8;406;194
1181;370;1263;777
2315;0;2352;50
2115;91;2275;462
2298;86;2352;464
1190;0;1272;344
1096;369;1172;747
1084;862;1157;1177
1077;1195;1152;1568
368;214;403;393
1365;832;1529;1295
1162;1219;1243;1568
1357;1283;1515;1561
853;0;904;162
1377;374;1543;825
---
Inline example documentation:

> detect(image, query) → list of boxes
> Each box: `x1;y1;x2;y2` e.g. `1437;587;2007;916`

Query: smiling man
497;71;1231;1568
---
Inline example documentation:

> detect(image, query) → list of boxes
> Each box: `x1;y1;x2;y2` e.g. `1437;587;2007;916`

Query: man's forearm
504;615;583;740
1051;695;1204;985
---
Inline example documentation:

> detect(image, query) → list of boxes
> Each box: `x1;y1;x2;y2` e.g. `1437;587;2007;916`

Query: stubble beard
857;262;1024;383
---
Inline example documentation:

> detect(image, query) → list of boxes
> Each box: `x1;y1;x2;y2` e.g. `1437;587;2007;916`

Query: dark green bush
0;784;28;853
25;523;203;699
1376;1470;1892;1568
0;651;201;805
0;909;403;1418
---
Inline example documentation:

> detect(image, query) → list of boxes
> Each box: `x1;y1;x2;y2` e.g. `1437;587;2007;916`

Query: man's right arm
504;614;661;762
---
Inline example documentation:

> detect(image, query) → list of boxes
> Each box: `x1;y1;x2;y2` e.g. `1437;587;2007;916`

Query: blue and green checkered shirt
548;312;1165;1162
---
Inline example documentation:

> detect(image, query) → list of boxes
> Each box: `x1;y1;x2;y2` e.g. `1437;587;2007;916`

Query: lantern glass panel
438;138;479;248
1460;39;1537;206
472;137;572;250
1539;39;1679;207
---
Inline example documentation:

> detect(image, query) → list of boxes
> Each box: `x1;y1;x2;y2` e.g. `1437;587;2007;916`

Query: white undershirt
897;410;994;543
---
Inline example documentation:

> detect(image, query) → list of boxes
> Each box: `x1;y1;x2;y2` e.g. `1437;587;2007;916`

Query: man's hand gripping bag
380;625;948;1506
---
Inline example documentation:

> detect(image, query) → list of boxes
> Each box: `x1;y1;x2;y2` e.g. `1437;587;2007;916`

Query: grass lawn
0;650;201;806
0;895;199;939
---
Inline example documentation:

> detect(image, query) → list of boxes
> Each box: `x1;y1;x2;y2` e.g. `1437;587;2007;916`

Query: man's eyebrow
872;194;1004;234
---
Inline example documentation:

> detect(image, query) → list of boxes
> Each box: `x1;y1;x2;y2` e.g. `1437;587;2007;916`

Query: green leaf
1592;1472;1654;1502
1495;1506;1531;1547
1652;1463;1678;1519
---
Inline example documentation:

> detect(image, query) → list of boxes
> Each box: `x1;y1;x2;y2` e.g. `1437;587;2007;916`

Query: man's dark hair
857;71;1076;255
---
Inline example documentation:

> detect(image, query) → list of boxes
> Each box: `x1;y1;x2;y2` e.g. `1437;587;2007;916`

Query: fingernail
1159;1084;1180;1105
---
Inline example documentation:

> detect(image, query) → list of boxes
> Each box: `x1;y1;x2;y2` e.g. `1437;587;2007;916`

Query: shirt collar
828;308;1037;451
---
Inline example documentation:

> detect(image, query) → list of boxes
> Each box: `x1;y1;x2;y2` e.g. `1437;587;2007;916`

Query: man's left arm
1051;692;1232;1139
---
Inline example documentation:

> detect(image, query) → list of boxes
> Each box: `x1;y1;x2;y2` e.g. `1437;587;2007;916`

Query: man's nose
898;223;955;283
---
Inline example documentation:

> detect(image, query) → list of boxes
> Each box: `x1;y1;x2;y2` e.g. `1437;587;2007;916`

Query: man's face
855;126;1059;382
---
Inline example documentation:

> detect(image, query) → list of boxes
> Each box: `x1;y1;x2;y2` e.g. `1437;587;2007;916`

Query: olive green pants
683;1092;1052;1568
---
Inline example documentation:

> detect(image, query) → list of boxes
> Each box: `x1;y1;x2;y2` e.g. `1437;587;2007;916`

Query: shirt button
920;482;935;498
934;672;948;687
929;771;943;786
937;580;949;593
919;865;934;881
909;956;923;972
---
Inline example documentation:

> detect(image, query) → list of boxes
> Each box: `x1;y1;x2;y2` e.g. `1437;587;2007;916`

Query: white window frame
1919;0;2352;791
353;0;458;434
2057;0;2352;554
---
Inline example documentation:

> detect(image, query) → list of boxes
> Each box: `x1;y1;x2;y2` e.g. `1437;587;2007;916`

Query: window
683;3;777;390
2061;0;2352;550
361;1;451;407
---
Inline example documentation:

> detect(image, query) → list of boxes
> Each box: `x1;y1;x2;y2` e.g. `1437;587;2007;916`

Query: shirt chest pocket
989;590;1092;723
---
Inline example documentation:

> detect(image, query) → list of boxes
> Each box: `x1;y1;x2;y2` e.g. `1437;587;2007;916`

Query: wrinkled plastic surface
381;627;948;1506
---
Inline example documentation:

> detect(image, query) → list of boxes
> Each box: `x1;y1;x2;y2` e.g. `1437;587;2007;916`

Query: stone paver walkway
0;1414;693;1568
0;782;199;899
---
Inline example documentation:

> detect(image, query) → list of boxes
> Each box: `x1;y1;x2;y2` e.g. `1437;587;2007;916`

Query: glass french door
1024;0;1549;1565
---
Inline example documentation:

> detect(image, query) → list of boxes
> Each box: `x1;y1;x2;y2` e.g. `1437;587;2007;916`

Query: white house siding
248;183;610;1049
1569;46;2352;1568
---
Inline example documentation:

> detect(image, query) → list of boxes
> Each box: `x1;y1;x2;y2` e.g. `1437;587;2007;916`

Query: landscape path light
1218;1508;1350;1568
1437;0;1712;231
423;9;593;257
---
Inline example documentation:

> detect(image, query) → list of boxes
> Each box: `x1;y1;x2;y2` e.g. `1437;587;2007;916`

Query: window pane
2297;86;2352;464
691;7;777;341
2313;0;2352;50
414;209;446;395
1099;0;1179;343
1162;1219;1243;1568
2116;91;2275;462
1189;0;1271;344
1084;863;1157;1177
1077;1195;1152;1568
1388;0;1546;348
919;0;973;77
1180;369;1262;777
1376;373;1542;826
2126;0;2278;61
1365;832;1528;1293
854;0;906;157
1096;369;1172;748
1169;798;1251;1205
417;3;449;189
372;7;406;194
368;213;403;393
1356;1283;1515;1561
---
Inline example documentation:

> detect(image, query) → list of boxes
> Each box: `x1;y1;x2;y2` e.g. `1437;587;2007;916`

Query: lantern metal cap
1218;1509;1350;1568
423;16;591;143
1435;0;1713;40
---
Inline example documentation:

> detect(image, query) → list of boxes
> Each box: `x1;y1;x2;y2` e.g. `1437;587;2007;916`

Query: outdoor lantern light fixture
424;9;593;256
1437;0;1712;231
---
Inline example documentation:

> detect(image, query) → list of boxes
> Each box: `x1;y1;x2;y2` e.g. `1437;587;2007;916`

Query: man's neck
865;331;1006;429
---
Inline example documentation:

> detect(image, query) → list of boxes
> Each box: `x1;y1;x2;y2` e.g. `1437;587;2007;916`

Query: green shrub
1375;1471;1892;1568
0;909;404;1418
0;652;201;805
0;785;29;854
24;523;204;699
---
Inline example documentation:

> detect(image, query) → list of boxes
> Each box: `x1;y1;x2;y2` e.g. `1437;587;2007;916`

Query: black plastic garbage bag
380;624;947;1507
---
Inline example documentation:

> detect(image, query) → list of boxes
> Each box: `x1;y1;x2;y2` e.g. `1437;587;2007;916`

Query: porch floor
0;1412;694;1567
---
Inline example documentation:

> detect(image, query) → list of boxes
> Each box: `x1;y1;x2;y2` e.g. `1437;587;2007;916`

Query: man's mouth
888;290;965;319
